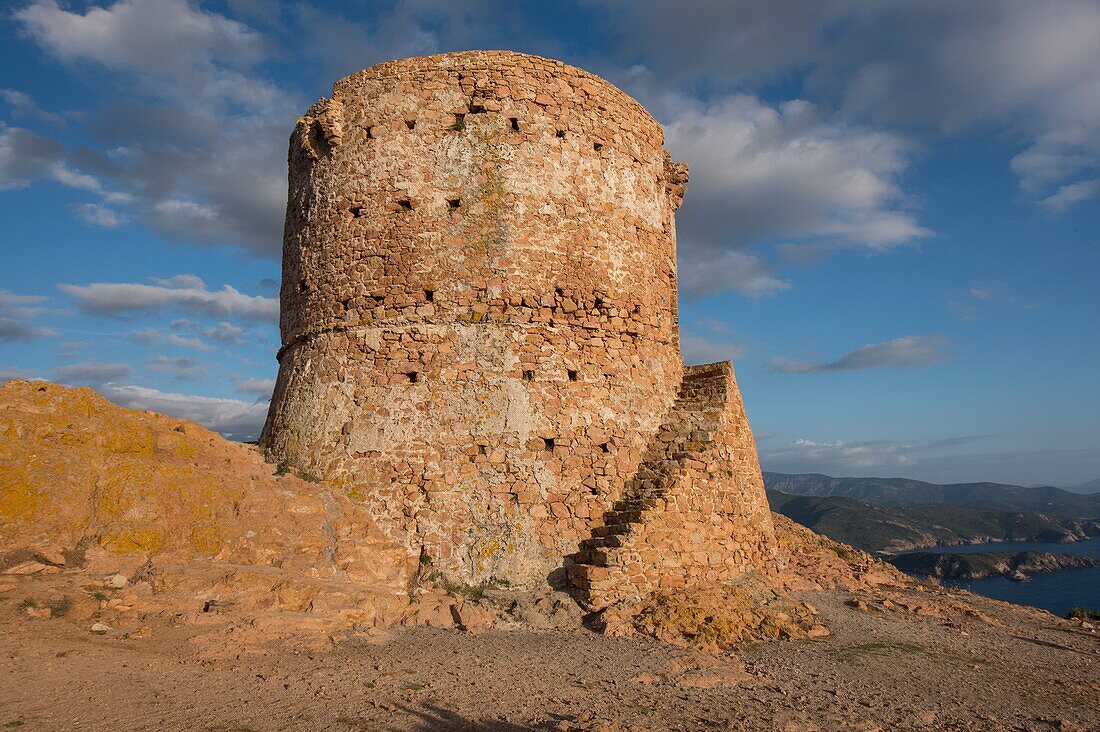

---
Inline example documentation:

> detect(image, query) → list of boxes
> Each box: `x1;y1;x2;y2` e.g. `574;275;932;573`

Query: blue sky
1;0;1098;486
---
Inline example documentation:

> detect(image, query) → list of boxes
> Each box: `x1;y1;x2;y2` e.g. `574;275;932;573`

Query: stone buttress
261;51;777;594
566;362;777;609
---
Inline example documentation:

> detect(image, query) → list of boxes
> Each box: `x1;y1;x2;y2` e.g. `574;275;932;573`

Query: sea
901;539;1100;618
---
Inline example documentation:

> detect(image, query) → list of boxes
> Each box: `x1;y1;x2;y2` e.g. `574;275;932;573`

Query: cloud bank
59;275;278;322
98;383;268;440
769;335;947;374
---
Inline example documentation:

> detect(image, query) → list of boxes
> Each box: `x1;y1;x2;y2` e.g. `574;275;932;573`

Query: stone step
571;548;611;566
591;522;633;538
580;534;626;549
603;509;643;523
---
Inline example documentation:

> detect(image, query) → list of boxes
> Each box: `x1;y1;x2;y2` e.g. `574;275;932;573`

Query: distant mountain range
763;472;1100;554
766;489;1100;554
889;550;1100;581
1068;478;1100;494
764;472;1100;518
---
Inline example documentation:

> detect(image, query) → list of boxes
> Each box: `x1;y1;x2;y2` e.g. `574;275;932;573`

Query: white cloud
0;290;46;314
969;285;1015;305
55;360;134;385
48;164;100;191
680;316;747;365
58;341;85;359
14;0;293;254
756;434;1095;484
970;288;995;302
0;367;36;382
1;88;64;125
680;334;744;366
608;2;1100;210
0;124;100;193
0;318;50;342
59;275;278;322
97;383;268;440
148;354;207;380
14;0;266;75
769;335;947;374
678;250;789;300
205;321;244;344
656;92;929;297
234;377;275;399
666;95;927;257
1038;179;1100;213
0;290;54;342
171;318;244;345
131;327;213;351
74;202;127;227
764;438;917;472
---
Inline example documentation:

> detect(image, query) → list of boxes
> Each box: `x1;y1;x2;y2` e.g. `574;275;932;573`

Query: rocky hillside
890;551;1099;580
765;472;1100;518
767;489;1100;554
0;379;410;625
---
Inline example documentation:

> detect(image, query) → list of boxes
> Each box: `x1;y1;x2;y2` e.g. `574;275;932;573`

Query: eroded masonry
261;51;777;609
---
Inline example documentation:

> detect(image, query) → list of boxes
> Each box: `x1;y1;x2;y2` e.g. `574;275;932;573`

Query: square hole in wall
397;199;413;210
477;444;487;455
424;289;435;302
599;442;610;453
509;117;520;131
567;369;579;382
350;206;366;218
364;125;374;139
593;142;604;152
405;118;416;131
542;437;555;452
447;197;461;209
556;129;566;139
405;371;419;384
522;370;535;381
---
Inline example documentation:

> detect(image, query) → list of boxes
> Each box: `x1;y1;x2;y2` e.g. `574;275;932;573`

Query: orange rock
0;380;409;625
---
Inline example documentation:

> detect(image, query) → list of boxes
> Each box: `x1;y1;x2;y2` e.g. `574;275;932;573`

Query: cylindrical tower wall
262;51;687;585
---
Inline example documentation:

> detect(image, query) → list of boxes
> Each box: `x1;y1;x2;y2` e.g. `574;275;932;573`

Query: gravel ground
1;587;1097;731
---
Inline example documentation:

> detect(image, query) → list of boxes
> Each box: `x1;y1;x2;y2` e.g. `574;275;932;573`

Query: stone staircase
566;362;733;609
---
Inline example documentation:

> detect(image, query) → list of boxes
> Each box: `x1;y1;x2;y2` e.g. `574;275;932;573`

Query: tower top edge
330;50;661;134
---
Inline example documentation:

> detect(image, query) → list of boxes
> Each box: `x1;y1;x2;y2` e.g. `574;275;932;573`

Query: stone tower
261;51;776;608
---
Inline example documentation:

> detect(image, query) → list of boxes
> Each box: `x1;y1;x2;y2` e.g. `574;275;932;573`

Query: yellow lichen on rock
0;380;409;623
600;574;828;652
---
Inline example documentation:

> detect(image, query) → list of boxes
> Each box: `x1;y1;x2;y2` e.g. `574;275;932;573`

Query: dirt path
2;588;1097;731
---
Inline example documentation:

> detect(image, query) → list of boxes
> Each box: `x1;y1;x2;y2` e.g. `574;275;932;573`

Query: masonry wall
261;51;689;585
262;51;778;595
567;362;779;610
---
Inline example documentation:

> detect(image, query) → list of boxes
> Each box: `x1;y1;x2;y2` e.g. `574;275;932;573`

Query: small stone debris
4;561;53;575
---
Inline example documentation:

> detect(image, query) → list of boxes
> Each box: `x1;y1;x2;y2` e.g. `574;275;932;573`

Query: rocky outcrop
599;574;828;651
0;380;409;625
889;551;1100;581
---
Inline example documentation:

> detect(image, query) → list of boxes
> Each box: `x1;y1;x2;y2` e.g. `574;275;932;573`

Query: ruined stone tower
261;51;776;608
